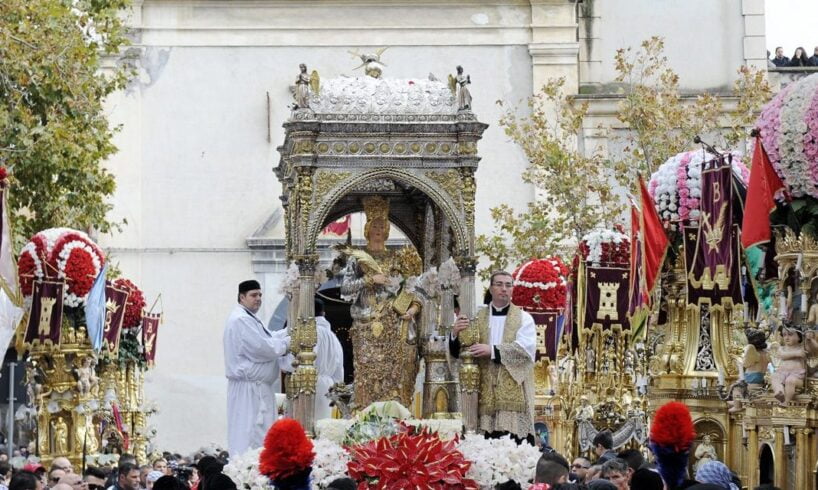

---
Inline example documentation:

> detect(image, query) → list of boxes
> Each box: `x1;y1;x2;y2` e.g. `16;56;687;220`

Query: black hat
238;280;261;294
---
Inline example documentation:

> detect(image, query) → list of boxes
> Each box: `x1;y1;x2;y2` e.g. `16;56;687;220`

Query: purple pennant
583;266;631;331
102;285;129;357
25;280;64;348
531;311;560;361
141;313;161;366
686;159;742;306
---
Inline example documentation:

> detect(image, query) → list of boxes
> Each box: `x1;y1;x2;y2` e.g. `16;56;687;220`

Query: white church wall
579;0;750;92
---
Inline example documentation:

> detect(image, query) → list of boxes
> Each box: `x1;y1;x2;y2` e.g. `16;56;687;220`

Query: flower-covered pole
292;254;318;434
455;255;480;432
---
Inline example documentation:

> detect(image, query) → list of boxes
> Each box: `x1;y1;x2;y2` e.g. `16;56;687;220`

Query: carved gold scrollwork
314;171;351;199
425;170;462;203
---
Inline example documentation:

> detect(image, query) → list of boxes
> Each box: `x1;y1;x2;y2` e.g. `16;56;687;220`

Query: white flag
0;184;18;300
0;288;23;355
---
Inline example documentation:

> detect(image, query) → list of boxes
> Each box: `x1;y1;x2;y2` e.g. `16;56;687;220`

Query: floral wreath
511;257;568;312
756;73;818;198
18;228;105;307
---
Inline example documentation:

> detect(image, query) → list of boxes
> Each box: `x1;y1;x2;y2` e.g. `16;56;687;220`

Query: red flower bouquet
18;228;105;307
114;278;146;329
511;257;568;312
347;427;478;489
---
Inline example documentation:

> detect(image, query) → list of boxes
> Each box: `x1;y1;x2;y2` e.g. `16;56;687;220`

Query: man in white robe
224;279;290;456
280;298;345;420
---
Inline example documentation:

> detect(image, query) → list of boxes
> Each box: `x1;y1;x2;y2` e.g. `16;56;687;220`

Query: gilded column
292;254;318;434
747;425;759;489
796;428;810;490
726;415;742;479
456;255;479;432
774;428;787;490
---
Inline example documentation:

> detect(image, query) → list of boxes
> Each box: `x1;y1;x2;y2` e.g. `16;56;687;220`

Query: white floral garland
55;239;103;307
581;229;628;266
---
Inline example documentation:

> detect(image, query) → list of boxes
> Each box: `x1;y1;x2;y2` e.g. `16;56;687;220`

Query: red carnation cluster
511;257;568;312
346;428;477;489
0;166;7;181
114;278;146;329
18;234;49;296
18;229;105;306
61;248;98;297
259;418;315;481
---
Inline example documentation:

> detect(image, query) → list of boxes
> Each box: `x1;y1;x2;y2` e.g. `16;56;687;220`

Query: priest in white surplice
223;279;290;455
280;298;345;420
449;270;536;444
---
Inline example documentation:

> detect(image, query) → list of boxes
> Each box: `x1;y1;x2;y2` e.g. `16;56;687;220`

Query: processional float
532;73;818;490
7;222;162;468
275;60;486;433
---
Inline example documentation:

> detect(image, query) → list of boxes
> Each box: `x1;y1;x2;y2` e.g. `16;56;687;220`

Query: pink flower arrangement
649;149;748;230
756;74;818;197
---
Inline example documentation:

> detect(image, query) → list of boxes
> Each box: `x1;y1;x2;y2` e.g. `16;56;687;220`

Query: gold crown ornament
362;196;389;223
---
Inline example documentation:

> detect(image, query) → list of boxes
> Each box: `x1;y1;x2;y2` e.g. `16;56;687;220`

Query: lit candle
717;370;725;386
743;303;749;321
780;294;787;317
784;426;791;445
802;293;808;313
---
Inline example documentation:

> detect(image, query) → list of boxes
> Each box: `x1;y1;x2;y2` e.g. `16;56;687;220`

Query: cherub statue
76;357;99;396
348;47;388;78
725;328;771;411
771;323;812;403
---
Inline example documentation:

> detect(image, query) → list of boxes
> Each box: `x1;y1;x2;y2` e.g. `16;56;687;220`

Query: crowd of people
769;46;818;67
0;452;240;490
525;429;772;490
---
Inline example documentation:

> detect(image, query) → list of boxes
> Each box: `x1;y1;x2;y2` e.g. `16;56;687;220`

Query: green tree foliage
478;37;772;277
477;79;622;278
0;0;132;241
